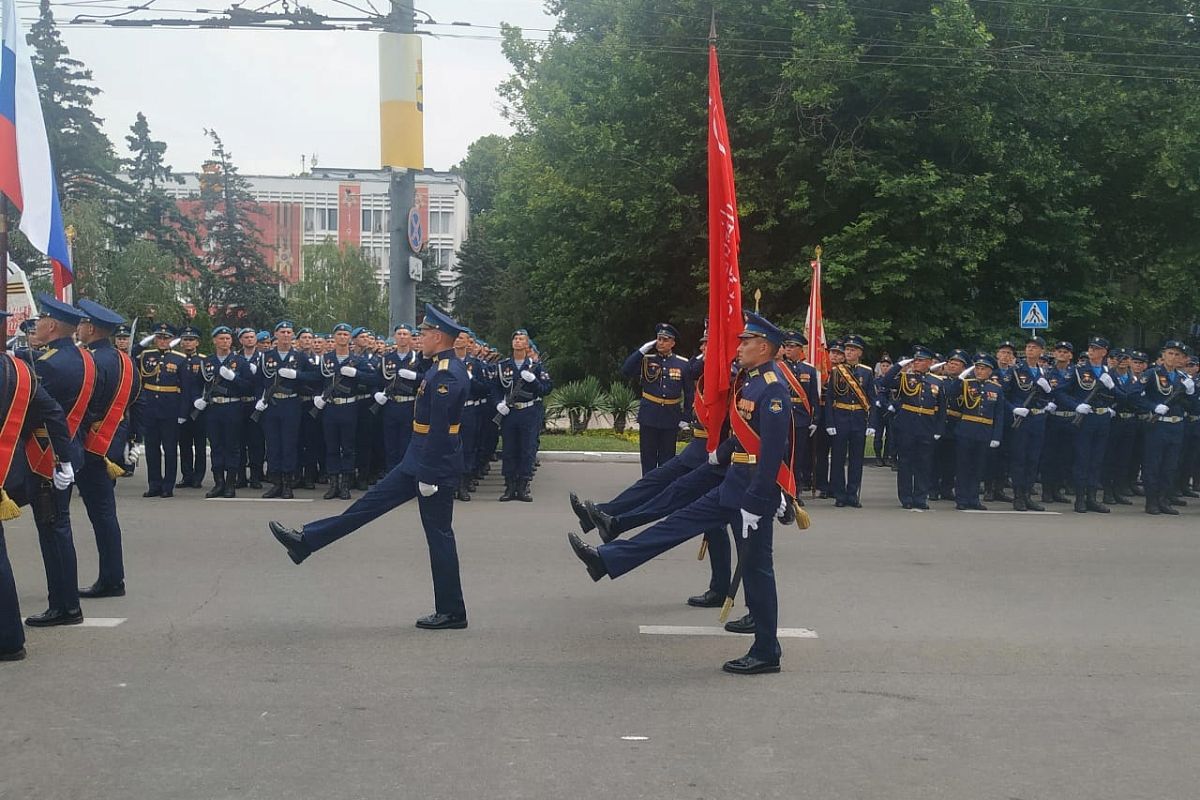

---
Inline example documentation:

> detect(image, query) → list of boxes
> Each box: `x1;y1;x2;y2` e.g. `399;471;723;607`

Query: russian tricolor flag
0;0;71;298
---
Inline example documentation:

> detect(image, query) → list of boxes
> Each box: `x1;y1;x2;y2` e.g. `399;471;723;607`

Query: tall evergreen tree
117;112;198;264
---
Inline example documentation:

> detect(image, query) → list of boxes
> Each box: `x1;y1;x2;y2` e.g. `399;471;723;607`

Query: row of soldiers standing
128;323;553;504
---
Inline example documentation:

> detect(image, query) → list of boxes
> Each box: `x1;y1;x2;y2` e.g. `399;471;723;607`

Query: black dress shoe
269;521;310;565
723;613;755;634
143;488;161;498
78;581;125;599
415;612;468;630
0;646;26;661
570;492;596;533
913;502;930;510
902;502;913;509
687;589;724;608
593;509;619;544
568;532;607;581
25;608;84;627
722;653;780;675
848;498;862;508
834;499;846;508
161;489;174;498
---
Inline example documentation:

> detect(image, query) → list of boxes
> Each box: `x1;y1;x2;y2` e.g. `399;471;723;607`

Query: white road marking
211;498;313;503
960;510;1062;515
639;625;817;639
78;618;126;627
621;736;650;741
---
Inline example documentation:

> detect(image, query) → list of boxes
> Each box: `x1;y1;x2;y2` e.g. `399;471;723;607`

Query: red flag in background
701;42;743;449
805;249;829;380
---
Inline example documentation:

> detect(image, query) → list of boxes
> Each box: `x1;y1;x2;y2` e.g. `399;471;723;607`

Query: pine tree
118;112;198;264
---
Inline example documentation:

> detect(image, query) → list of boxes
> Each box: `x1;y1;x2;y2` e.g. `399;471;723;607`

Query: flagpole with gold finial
754;288;762;313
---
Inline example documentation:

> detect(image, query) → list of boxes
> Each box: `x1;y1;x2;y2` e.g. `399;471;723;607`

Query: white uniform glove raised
278;367;297;380
639;340;656;354
1012;407;1030;418
373;391;388;406
826;427;837;436
1036;377;1053;393
1099;372;1115;390
1045;402;1057;413
139;334;156;347
1155;404;1170;416
219;365;237;381
1075;403;1092;415
418;482;438;497
989;440;1001;448
398;368;418;380
740;509;761;539
313;395;327;410
193;398;207;411
496;400;510;416
520;369;537;383
255;399;269;413
339;365;357;378
53;462;75;491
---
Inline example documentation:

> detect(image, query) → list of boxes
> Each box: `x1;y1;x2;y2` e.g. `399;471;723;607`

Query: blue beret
256;331;271;342
37;293;86;326
211;326;233;337
75;299;126;329
529;339;539;353
512;328;529;337
394;323;414;333
274;320;294;332
333;323;352;334
296;327;313;336
739;312;785;348
351;326;367;338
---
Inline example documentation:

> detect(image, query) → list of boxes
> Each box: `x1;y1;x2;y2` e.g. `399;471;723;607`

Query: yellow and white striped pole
379;31;424;170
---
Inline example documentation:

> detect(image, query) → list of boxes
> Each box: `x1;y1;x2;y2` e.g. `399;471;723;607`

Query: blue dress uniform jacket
1003;361;1054;493
881;364;947;506
496;356;552;483
1134;366;1190;499
299;349;470;619
202;353;253;478
1059;362;1118;493
179;351;208;485
318;351;377;478
824;361;873;505
623;347;693;474
379;349;424;470
259;347;318;477
136;345;188;494
719;364;793;516
943;376;1004;507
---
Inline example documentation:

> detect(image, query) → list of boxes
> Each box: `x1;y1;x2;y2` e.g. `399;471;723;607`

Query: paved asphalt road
2;462;1198;800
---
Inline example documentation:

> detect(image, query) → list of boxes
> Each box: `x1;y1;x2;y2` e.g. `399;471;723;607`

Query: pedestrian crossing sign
1019;300;1049;329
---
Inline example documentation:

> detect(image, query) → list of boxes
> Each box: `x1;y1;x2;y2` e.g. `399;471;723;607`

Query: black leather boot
323;474;340;500
1160;495;1181;514
298;466;315;490
339;472;352;499
1102;486;1117;505
992;481;1013;502
262;479;282;498
249;466;263;489
223;470;237;498
499;479;516;502
1145;491;1161;515
281;473;294;499
517;478;533;502
1013;489;1028;512
1025;491;1046;512
205;471;224;498
1074;486;1088;513
455;480;471;501
355;469;369;491
235;469;249;489
1086;490;1110;513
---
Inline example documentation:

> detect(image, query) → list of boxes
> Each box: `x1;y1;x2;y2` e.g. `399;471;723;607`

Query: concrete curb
538;450;642;463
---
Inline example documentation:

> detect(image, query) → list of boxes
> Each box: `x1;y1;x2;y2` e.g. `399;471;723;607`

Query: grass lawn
540;430;688;453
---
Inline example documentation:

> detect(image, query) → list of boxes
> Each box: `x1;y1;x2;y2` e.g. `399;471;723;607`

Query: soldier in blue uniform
177;325;207;489
1058;336;1119;513
1178;353;1200;500
1102;349;1139;505
256;321;318;499
454;330;491;501
236;327;265;489
778;331;818;501
871;354;894;468
495;329;552;502
568;312;793;675
931;350;968;501
349;327;381;489
295;327;322;490
193;326;253;499
879;346;947;509
373;323;424;471
944;354;1004;510
1006;337;1059;511
1039;340;1077;504
314;323;377;500
824;334;874;507
1135;340;1194;515
270;304;473;630
0;309;74;658
622;324;692;475
24;296;92;627
136;321;189;498
74;299;140;599
984;340;1018;503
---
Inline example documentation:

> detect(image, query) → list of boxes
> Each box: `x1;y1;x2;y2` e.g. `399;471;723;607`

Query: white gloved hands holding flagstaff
193;398;207;411
708;450;719;466
1184;377;1196;395
418;482;438;497
989;440;1001;448
740;509;762;540
219;365;237;381
53;463;74;491
1045;402;1057;413
255;399;269;413
865;427;876;437
249;362;257;375
1075;403;1092;415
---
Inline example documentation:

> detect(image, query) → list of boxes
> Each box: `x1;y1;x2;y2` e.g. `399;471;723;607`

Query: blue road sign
1019;300;1050;329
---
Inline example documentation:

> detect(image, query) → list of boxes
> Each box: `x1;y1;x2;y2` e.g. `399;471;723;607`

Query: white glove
340;365;357;378
933;434;942;441
278;367;297;379
1075;403;1092;415
808;424;818;436
707;450;719;466
1184;377;1196;395
398;368;418;380
639;340;656;354
826;427;837;436
1099;373;1115;389
1036;377;1052;393
126;443;143;466
133;444;145;464
866;427;876;437
53;462;75;491
776;496;788;517
123;443;134;464
139;334;155;347
313;395;327;410
1045;402;1057;413
899;358;913;367
520;369;537;383
496;400;510;416
1155;403;1170;416
887;404;896;413
249;362;258;375
875;400;883;408
418;482;438;497
169;337;181;348
177;417;186;424
373;391;388;406
193;398;207;411
255;399;268;412
219;365;236;381
961;366;975;379
740;509;762;540
931;361;945;372
1012;407;1029;418
678;421;690;431
989;440;1001;448
1104;407;1116;415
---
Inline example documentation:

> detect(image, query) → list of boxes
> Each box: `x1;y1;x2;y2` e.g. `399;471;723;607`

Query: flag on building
0;0;72;298
700;40;743;447
805;250;829;379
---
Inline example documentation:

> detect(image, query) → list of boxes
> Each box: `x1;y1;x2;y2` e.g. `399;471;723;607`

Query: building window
303;207;338;232
432;246;453;268
430;211;453;235
361;209;389;234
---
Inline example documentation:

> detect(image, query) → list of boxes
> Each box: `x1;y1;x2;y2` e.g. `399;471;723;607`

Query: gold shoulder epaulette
928;374;944;382
763;371;778;384
37;348;58;361
438;358;450;371
170;350;187;357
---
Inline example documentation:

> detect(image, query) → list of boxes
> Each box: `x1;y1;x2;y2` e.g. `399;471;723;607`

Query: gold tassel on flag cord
104;458;125;480
0;489;20;521
719;597;734;624
697;539;708;560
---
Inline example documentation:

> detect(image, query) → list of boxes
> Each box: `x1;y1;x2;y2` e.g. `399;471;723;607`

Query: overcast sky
41;0;556;175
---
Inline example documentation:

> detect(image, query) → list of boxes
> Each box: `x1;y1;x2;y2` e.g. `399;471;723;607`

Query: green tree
286;241;388;332
454;134;510;217
116;112;198;265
